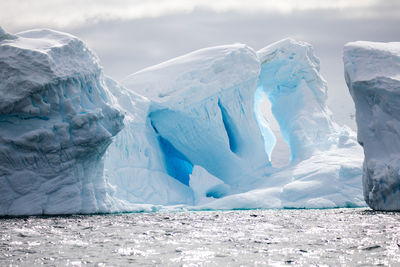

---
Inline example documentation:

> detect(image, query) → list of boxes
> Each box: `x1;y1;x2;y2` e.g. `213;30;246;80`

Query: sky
1;0;399;128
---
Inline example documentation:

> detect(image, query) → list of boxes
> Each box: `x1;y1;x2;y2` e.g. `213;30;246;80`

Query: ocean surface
1;208;400;266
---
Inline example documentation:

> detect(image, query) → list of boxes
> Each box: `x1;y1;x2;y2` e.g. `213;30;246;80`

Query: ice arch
257;38;337;163
254;86;291;167
106;39;364;210
121;44;269;187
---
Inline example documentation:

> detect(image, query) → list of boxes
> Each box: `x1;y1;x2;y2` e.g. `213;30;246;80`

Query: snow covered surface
0;26;366;215
344;41;400;211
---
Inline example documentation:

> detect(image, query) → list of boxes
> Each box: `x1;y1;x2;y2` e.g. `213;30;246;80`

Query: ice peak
257;38;313;63
0;26;17;41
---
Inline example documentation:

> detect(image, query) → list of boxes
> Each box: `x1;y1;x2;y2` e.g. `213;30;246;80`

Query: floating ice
0;28;125;215
108;39;365;210
194;39;365;209
344;41;400;211
0;26;366;215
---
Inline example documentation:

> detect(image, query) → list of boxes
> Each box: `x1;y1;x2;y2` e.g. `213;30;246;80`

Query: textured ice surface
0;28;125;215
104;78;194;205
344;41;400;211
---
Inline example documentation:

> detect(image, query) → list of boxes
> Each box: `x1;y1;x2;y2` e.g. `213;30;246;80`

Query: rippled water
1;208;400;266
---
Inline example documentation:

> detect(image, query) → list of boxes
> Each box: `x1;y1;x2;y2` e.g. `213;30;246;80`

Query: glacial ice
107;39;365;210
104;78;194;205
193;39;365;209
258;39;338;162
0;27;126;215
0;26;366;215
121;44;269;187
344;41;400;211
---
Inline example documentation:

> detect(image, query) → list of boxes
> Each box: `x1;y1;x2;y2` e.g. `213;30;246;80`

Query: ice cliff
344;41;400;211
0;26;366;215
0;27;124;215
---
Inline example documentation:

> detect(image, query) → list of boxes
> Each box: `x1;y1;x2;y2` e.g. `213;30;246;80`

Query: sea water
1;208;399;266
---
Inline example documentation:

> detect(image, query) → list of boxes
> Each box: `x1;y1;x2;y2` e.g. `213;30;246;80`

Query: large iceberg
105;39;365;209
0;26;366;215
0;27;125;215
344;41;400;211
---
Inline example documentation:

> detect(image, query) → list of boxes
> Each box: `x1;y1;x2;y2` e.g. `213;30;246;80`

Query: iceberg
0;27;125;215
0;26;366;215
105;44;270;205
196;39;364;209
344;41;400;211
106;39;365;209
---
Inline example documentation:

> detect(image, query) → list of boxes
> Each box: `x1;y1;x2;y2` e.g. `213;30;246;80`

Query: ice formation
0;27;125;215
344;41;400;211
106;39;364;209
258;39;338;162
195;39;365;209
121;44;268;186
104;78;194;205
0;26;366;215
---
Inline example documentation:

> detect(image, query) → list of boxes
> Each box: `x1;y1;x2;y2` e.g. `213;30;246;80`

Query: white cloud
0;0;378;30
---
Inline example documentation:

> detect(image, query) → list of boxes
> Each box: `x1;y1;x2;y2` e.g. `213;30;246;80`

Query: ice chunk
189;165;226;205
0;28;125;215
344;41;400;211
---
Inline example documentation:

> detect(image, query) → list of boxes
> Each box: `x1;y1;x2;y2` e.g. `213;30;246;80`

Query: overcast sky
1;0;399;128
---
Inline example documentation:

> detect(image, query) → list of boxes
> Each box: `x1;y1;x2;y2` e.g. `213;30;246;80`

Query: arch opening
254;86;291;168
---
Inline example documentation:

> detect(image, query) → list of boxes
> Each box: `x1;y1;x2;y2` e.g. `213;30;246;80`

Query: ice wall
0;28;124;215
344;41;400;211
